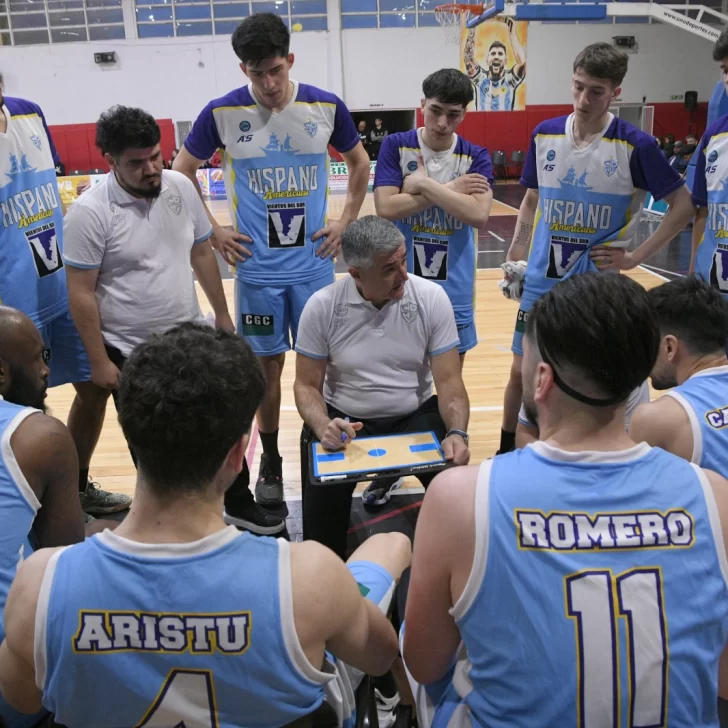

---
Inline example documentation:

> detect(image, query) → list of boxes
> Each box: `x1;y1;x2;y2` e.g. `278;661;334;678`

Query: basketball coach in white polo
62;107;235;472
294;215;470;558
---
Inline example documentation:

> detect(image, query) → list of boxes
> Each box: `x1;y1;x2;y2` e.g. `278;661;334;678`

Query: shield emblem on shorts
166;194;182;215
401;301;418;324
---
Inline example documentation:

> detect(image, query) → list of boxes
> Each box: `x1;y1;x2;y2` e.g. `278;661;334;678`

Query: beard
128;180;162;199
5;367;47;412
650;373;677;391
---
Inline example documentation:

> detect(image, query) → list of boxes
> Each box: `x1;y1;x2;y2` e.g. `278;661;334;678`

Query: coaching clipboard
309;431;451;486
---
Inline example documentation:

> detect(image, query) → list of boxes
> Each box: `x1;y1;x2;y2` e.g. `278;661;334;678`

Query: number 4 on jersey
136;669;219;728
566;568;668;728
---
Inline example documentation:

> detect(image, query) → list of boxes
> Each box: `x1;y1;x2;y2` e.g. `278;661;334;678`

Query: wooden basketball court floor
45;191;666;504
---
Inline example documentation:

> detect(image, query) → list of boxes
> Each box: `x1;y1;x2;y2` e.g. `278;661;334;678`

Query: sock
259;430;281;464
225;459;254;507
79;468;89;493
499;429;516;454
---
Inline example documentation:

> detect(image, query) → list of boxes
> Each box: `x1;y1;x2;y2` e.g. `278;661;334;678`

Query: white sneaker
375;688;400;728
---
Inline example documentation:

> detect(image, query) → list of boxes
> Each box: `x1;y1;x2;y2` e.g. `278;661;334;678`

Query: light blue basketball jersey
443;443;728;727
692;115;728;298
37;528;354;728
520;114;683;305
0;97;67;327
184;81;359;286
667;364;728;477
374;130;493;320
0;397;43;728
470;66;524;112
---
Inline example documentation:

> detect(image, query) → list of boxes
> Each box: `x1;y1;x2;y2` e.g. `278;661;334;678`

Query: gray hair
341;215;404;269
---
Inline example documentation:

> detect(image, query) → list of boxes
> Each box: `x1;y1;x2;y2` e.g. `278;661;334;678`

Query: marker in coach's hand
341;417;350;443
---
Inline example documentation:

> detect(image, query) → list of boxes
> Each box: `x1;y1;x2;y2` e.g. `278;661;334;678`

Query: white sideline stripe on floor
487;230;506;243
279;405;503;413
638;264;677;281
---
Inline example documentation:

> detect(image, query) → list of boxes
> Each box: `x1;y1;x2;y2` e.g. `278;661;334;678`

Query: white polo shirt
295;274;459;419
63;170;213;356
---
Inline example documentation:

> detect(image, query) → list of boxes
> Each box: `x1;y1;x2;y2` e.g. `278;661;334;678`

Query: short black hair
714;27;728;61
573;42;628;87
422;68;473;108
526;272;659;405
648;276;728;355
488;40;507;53
232;13;290;65
118;323;266;494
96;105;161;158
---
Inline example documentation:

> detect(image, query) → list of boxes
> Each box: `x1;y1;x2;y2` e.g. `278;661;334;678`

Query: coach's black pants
301;395;446;560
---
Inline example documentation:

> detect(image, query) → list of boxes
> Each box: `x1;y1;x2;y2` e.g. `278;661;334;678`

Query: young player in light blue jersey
464;19;526;112
497;42;695;456
631;277;728;479
403;272;728;728
0;307;90;728
691;29;728;297
0;323;408;728
374;68;493;361
175;14;370;531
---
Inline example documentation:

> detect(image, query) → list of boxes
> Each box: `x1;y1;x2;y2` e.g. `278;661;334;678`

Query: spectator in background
169;147;179;169
370;117;388;160
357;120;370;156
664;134;675;159
655;136;664;151
669;140;689;175
686;133;699;147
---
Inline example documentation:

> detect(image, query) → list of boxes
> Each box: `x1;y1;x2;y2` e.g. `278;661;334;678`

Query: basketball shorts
234;269;335;357
347;560;396;615
38;311;92;387
510;294;538;357
455;314;478;355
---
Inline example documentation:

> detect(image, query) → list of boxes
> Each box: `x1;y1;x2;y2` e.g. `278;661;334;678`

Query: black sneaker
255;454;284;506
224;500;285;535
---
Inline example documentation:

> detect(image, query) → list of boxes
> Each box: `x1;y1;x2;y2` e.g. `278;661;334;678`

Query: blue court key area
368;448;386;457
317;452;346;462
410;443;439;453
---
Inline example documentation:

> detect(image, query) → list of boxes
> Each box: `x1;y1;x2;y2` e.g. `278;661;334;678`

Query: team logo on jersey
413;237;447;281
239;120;251;132
407;161;418;172
559;167;592;191
262;133;298;154
241;313;274;336
709;150;719;163
25;223;62;278
546;150;556;162
706;404;728;429
165;194;182;215
604;157;618;177
710;245;728;293
401;301;419;324
304;119;318;138
30;135;42;151
546;237;588;280
267;202;306;249
334;303;348;318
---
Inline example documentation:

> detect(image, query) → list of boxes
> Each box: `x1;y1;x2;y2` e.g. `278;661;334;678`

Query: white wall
526;22;718;105
0;18;718;125
0;30;329;124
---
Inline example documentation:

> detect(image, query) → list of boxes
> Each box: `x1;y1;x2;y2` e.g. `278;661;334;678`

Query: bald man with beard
0;306;87;728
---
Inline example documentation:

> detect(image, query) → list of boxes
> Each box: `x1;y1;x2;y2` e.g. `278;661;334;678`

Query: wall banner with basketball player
461;17;527;111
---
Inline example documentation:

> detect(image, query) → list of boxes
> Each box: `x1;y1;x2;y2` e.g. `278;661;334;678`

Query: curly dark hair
96;105;161;158
232;13;290;65
117;323;266;494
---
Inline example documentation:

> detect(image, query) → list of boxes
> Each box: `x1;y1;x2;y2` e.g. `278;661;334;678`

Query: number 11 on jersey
565;568;669;728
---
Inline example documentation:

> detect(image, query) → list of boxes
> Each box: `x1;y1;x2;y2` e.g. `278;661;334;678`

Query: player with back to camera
174;13;370;536
497;41;695;456
403;272;728;727
0;323;411;728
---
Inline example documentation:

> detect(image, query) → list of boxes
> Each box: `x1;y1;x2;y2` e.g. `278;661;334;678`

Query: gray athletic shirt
295;275;459;419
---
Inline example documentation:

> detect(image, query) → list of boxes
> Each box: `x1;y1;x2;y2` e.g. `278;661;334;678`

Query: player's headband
535;327;629;408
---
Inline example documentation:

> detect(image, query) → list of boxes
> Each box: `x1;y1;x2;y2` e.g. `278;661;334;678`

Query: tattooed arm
506;188;538;263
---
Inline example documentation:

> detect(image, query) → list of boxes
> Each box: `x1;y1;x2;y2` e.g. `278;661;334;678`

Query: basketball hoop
435;3;482;44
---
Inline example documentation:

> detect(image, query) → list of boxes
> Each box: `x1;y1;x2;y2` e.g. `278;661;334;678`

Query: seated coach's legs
303;480;358;560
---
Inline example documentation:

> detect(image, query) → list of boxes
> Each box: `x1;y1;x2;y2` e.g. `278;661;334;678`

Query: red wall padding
47;119;177;174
